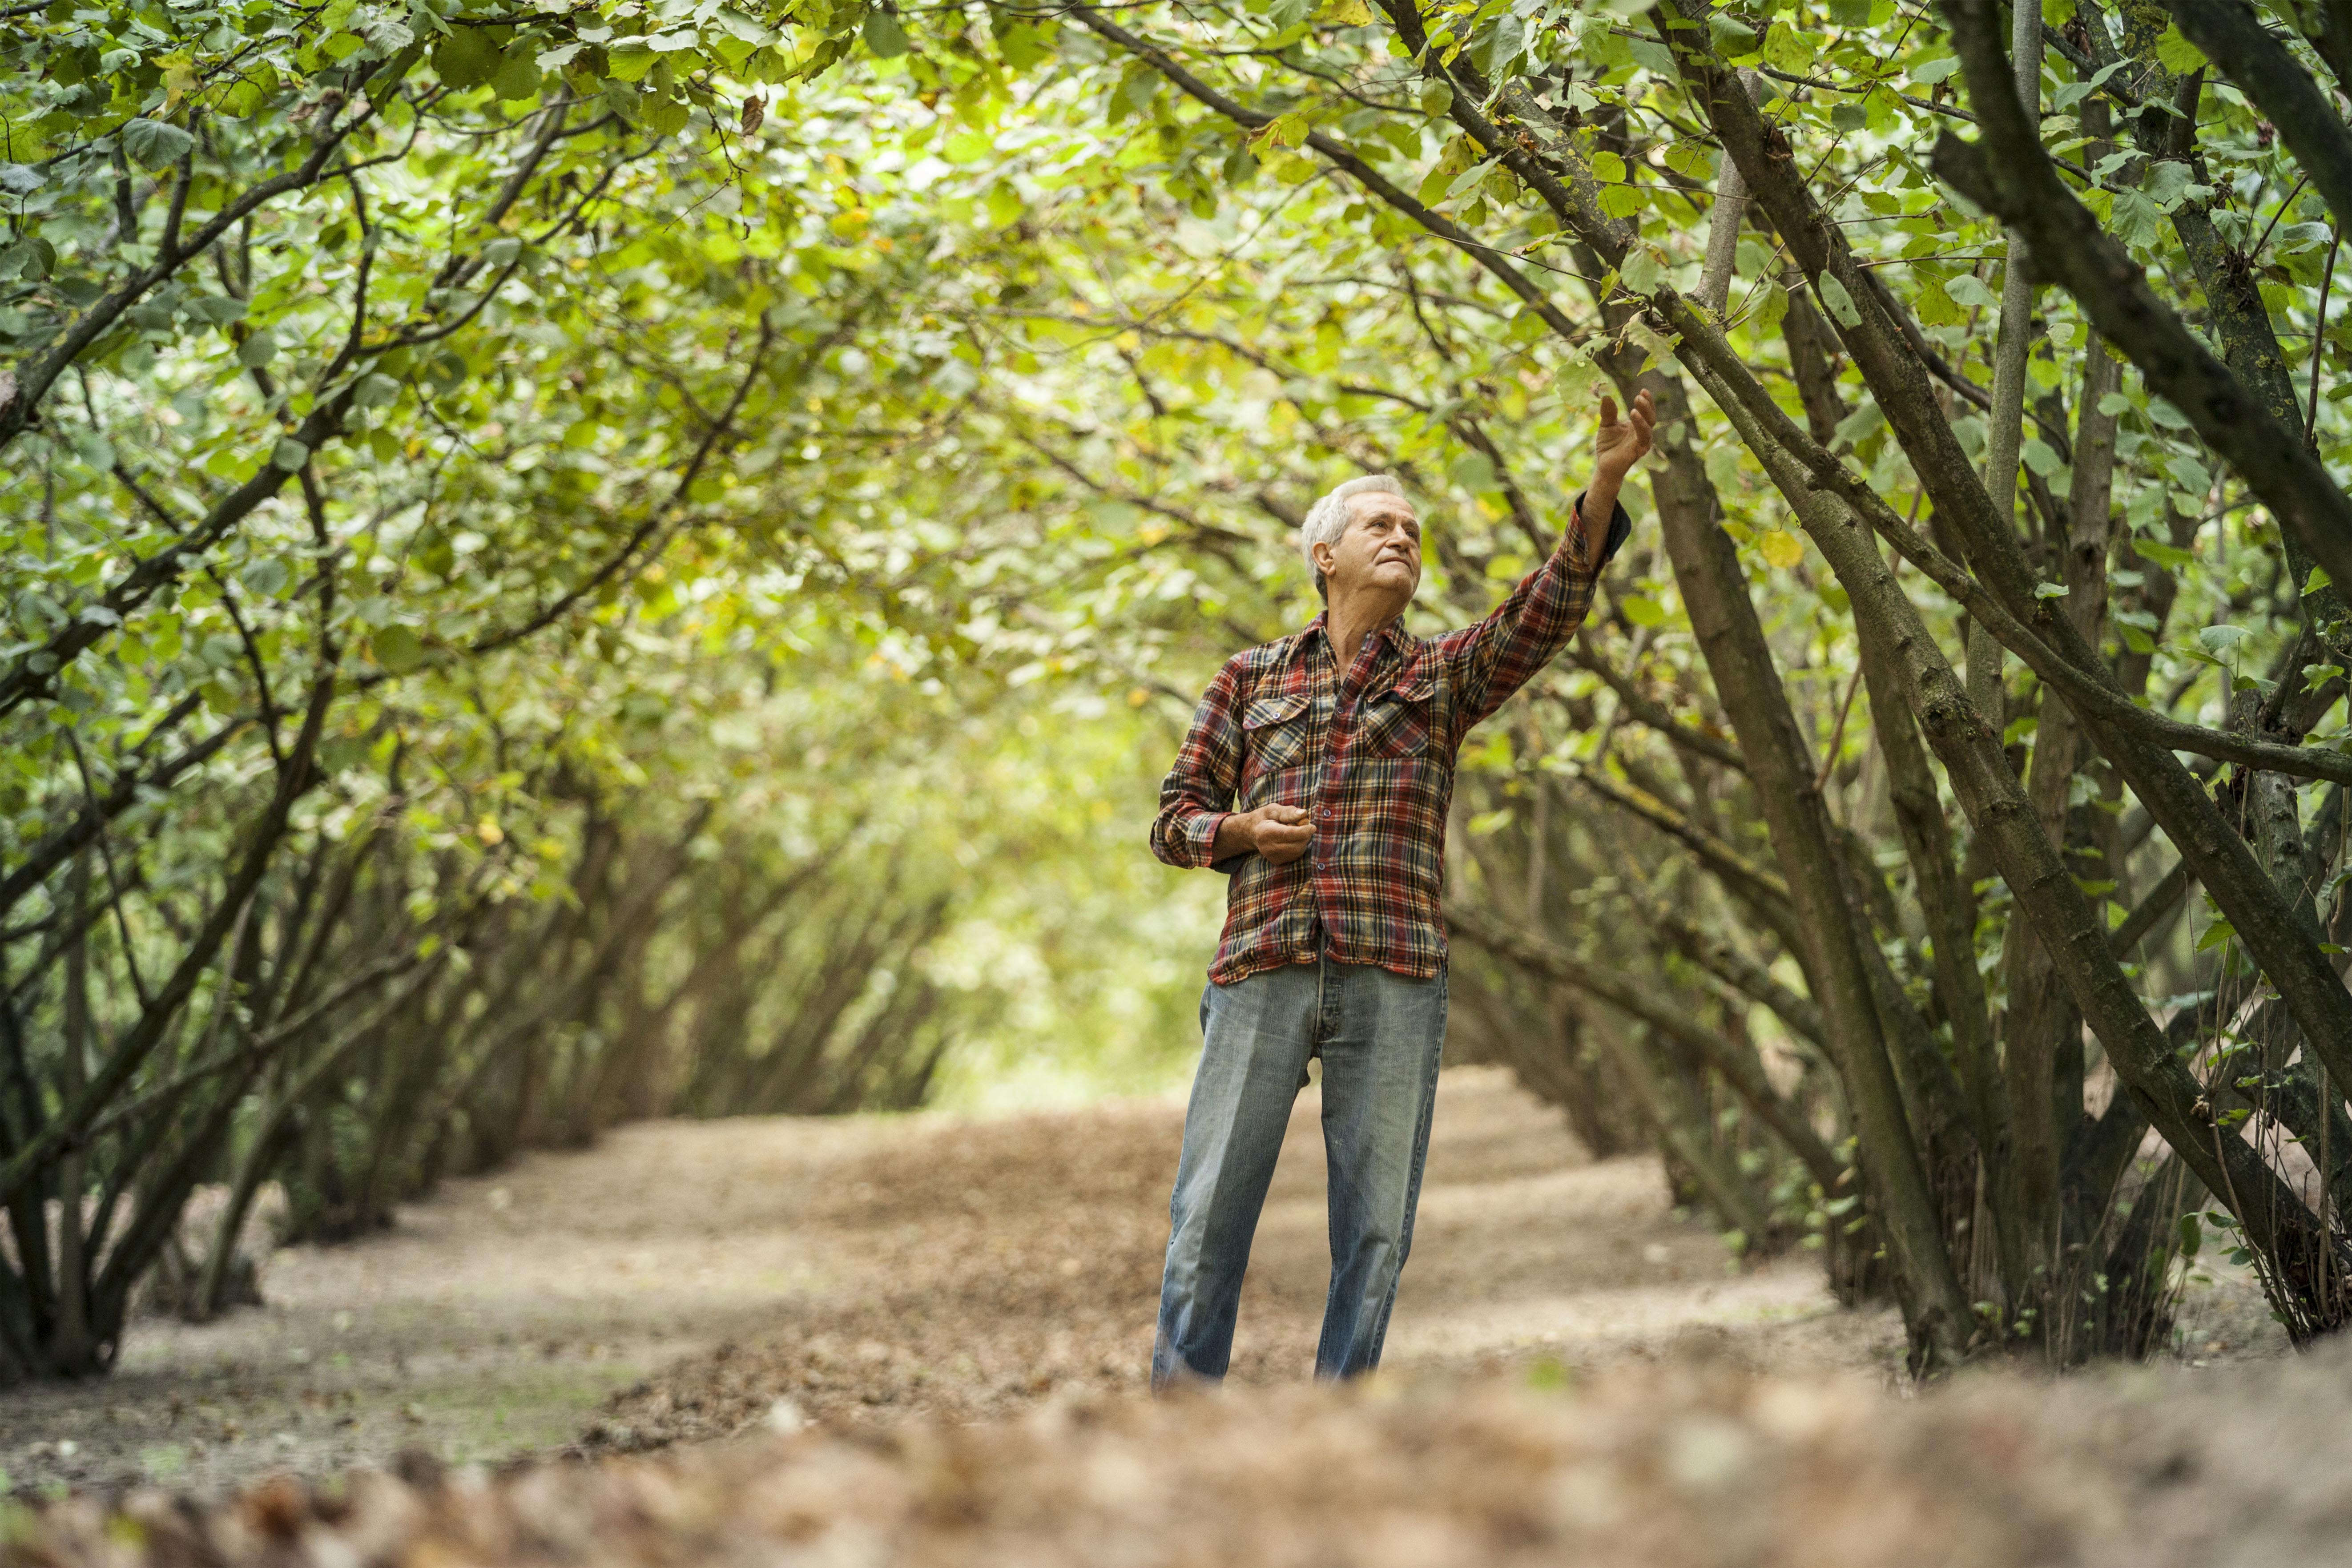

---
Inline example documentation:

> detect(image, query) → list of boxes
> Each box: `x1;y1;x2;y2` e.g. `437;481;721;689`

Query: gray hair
1299;474;1405;599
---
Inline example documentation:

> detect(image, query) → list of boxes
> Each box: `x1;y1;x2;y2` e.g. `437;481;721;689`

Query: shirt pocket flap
1389;670;1438;701
1243;691;1311;730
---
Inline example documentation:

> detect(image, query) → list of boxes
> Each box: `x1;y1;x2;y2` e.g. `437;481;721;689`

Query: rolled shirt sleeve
1150;657;1246;872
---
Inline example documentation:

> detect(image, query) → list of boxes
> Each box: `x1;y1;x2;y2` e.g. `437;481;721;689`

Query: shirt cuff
1186;810;1232;872
1571;490;1635;572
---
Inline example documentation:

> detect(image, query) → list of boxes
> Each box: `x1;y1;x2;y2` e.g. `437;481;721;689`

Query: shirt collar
1289;612;1415;670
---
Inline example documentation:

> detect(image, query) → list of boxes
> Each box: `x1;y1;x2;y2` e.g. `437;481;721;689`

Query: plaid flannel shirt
1151;492;1631;985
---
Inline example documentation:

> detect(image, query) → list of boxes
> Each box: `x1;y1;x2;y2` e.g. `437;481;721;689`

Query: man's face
1317;492;1423;605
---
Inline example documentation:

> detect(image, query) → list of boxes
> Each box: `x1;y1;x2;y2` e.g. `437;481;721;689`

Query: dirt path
0;1067;2274;1494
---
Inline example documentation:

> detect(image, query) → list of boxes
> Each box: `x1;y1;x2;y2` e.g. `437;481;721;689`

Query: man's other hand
1249;804;1315;864
1594;389;1656;479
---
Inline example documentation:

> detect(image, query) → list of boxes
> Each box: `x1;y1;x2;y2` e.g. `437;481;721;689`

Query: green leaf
237;328;278;369
493;49;543;102
1620;593;1668;627
2195;918;2236;952
240;556;291;598
370;625;425;674
1945;273;1997;311
1446;159;1493;200
1599;184;1644;219
1816;272;1862;328
1708;14;1760;54
2197;623;2251;658
2034;580;2069;599
2110;188;2162;249
1620;245;1664;296
1474;13;1526;75
1914;278;1965;327
2154;22;2206;74
433;28;503;90
120;118;194;171
1;238;52;282
271;437;310;471
864;8;911;57
2304;565;2333;597
1590;150;1627;184
605;44;660;83
1760;19;1812;71
2021;438;2063;477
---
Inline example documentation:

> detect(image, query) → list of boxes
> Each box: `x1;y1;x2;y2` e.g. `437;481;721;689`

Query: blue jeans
1152;958;1448;1387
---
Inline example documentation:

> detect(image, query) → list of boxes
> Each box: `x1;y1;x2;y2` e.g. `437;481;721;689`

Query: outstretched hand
1595;389;1656;478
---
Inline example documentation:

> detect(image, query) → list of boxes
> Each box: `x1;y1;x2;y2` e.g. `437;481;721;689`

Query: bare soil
0;1064;2306;1568
2;1066;1946;1491
15;1303;2351;1568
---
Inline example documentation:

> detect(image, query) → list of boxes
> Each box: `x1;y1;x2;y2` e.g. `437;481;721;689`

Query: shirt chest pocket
1242;690;1314;779
1358;671;1438;759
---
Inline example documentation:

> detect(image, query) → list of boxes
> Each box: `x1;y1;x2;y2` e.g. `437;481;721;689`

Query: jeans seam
1358;972;1446;1367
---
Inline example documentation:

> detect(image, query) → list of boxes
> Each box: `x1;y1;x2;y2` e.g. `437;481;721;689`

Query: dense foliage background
7;0;2352;1379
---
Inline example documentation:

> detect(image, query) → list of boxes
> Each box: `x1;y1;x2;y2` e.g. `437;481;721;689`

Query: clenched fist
1212;802;1316;866
1247;803;1316;865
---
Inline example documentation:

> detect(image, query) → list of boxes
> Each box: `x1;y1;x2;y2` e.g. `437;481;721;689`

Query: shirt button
1318;805;1332;817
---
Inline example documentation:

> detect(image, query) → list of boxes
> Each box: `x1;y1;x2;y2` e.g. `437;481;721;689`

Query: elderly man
1146;391;1655;1387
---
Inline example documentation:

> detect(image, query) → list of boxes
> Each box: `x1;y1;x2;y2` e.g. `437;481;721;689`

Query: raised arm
1440;390;1654;733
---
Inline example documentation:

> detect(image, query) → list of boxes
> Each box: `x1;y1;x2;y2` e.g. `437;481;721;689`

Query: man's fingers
1265;804;1310;825
1599;394;1619;429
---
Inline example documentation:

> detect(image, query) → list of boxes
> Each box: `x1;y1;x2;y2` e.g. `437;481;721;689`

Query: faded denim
1151;957;1447;1388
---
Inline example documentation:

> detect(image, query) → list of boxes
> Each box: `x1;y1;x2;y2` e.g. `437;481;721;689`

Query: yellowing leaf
1760;529;1805;569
